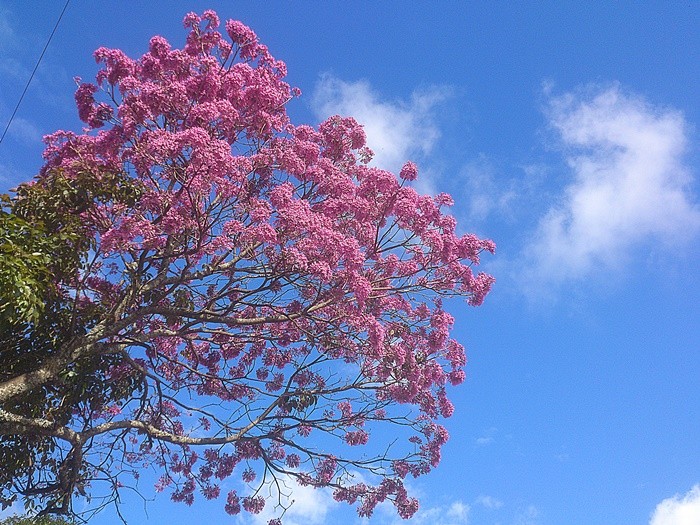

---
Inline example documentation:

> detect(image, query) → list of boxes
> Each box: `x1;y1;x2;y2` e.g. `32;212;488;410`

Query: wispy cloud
460;156;518;223
521;84;700;289
649;485;700;525
311;74;448;183
376;499;470;525
7;116;42;144
0;162;33;188
0;6;17;54
514;504;540;525
475;495;503;509
475;427;497;446
247;473;336;525
0;3;72;135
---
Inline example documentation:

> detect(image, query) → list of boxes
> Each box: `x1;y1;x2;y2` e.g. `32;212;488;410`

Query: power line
0;0;71;148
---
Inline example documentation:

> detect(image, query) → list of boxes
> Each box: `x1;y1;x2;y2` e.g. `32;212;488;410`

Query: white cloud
0;163;17;187
447;501;470;521
0;161;36;189
523;84;700;287
7;116;42;144
311;74;448;178
247;473;336;525
460;156;518;222
0;7;16;52
515;505;539;525
650;485;700;525
394;500;469;525
475;495;503;509
475;427;497;446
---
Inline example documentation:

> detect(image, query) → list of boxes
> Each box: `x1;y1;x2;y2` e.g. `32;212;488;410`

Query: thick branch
0;407;79;444
0;320;115;404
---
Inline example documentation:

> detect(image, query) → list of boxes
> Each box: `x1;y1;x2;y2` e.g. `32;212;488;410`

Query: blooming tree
0;11;495;522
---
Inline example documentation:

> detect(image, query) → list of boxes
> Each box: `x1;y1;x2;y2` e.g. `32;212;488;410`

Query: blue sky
1;2;699;524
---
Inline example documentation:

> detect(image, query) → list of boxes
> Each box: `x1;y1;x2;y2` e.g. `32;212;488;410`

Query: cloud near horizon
522;84;700;288
649;485;700;525
311;74;448;180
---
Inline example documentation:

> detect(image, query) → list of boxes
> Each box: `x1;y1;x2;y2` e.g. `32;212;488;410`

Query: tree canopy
0;10;494;523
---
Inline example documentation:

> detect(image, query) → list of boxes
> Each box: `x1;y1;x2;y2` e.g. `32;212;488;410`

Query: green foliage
0;200;60;326
0;514;74;525
0;169;144;514
0;167;118;326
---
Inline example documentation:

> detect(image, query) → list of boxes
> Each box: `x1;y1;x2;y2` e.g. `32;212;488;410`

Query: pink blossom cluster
333;477;418;519
39;10;495;523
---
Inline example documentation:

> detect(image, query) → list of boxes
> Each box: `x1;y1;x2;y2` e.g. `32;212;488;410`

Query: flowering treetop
0;10;494;523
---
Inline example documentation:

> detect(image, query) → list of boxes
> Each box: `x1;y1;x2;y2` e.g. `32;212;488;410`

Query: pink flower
285;454;300;468
224;491;241;515
242;467;256;483
345;430;369;446
242;495;265;514
225;20;257;46
399;161;418;181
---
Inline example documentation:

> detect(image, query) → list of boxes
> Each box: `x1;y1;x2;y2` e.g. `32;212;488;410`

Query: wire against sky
0;0;71;150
